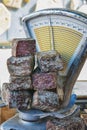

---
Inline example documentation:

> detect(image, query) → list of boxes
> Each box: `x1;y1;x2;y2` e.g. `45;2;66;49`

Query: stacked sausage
1;38;64;111
32;50;64;112
46;117;85;130
1;38;36;110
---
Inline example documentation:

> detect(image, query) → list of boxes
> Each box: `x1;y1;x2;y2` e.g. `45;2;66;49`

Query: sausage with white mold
7;56;35;77
37;50;64;73
46;117;85;130
1;83;32;110
32;72;58;90
8;76;32;90
12;38;36;57
32;90;59;112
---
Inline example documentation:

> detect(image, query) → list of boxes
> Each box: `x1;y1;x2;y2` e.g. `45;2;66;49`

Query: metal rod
49;17;55;50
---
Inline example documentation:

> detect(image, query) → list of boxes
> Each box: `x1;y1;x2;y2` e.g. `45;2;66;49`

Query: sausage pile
1;38;85;130
1;38;64;111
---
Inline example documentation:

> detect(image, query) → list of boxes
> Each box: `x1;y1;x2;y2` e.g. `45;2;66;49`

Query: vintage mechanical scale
22;9;87;107
1;9;87;130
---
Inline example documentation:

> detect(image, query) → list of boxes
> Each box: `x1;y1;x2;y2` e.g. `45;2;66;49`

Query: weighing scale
1;9;87;130
0;105;80;130
22;8;87;107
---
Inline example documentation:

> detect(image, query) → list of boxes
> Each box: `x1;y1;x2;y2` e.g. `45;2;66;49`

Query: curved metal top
22;8;87;24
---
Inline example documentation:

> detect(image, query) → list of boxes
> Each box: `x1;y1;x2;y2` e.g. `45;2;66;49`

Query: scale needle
49;17;55;50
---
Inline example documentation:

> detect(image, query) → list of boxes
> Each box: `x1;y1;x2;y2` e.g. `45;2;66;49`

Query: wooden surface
0;106;16;124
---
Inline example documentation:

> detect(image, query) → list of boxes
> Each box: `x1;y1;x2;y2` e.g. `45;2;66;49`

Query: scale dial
22;9;87;75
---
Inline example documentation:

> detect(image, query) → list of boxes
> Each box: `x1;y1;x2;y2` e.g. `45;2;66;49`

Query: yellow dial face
35;26;82;68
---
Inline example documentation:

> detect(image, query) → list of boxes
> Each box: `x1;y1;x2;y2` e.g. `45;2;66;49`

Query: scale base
0;114;46;130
